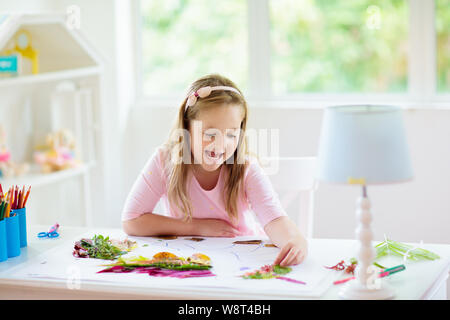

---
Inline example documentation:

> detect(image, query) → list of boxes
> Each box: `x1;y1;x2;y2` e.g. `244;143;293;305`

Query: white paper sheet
7;230;340;298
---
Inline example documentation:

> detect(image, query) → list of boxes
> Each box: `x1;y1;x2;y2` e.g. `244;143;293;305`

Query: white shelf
0;66;101;88
0;162;94;188
0;13;104;227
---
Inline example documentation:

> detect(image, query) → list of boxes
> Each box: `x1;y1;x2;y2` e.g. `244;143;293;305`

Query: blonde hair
162;74;250;225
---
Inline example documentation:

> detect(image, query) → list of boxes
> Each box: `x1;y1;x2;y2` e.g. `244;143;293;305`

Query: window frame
133;0;450;110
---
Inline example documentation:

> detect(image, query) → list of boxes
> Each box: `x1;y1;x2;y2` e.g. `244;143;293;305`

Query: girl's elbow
122;220;138;236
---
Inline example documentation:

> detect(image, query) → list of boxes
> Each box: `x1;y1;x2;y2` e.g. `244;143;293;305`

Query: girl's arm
243;159;308;266
264;216;308;266
123;212;240;237
123;213;195;236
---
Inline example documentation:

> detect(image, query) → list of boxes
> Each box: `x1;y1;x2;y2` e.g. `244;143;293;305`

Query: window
140;0;247;96
269;0;408;94
137;0;449;102
436;0;450;92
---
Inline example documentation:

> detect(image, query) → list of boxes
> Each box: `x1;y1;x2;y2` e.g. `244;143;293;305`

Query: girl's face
189;104;244;172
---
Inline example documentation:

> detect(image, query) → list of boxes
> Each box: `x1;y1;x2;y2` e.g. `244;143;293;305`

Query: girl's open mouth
205;150;224;160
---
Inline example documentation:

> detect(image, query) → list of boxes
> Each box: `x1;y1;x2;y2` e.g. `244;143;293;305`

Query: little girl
122;74;308;267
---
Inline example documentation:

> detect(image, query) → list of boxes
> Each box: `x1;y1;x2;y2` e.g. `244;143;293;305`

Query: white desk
0;225;449;300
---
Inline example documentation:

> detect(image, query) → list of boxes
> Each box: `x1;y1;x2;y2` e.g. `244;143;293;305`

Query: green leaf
373;262;386;269
78;234;125;260
374;238;440;261
273;265;292;275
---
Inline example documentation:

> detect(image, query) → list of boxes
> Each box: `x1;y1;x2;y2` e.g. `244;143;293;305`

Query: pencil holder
5;214;20;258
0;220;7;262
12;207;27;248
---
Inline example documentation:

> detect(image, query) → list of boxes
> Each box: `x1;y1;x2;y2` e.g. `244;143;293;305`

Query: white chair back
260;156;317;238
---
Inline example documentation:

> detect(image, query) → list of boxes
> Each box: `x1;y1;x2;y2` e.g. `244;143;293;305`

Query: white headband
184;86;241;112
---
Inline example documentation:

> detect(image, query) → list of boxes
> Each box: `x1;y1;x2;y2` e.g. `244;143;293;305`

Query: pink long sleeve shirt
121;146;287;236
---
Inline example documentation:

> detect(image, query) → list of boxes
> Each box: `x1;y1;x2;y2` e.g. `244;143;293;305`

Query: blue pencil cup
12;208;27;248
0;220;7;262
5;214;21;258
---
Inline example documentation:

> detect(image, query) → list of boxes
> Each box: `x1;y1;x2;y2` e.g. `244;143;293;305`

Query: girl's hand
192;218;241;237
273;236;308;267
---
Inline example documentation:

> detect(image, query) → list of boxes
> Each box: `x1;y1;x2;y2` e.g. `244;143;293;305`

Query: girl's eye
203;132;237;138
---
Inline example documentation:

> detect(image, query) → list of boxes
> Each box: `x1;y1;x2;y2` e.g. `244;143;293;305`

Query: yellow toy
2;29;39;74
34;129;79;173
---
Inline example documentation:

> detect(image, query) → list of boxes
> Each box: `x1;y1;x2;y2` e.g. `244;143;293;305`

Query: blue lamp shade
316;105;413;185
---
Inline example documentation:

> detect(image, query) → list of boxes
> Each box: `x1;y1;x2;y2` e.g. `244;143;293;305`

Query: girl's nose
213;144;225;155
212;135;225;152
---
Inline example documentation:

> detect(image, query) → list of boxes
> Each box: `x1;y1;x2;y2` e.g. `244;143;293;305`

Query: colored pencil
333;276;355;285
19;185;25;209
15;186;18;209
383;264;405;273
17;188;22;209
5;190;9;217
11;188;14;205
7;188;12;218
8;187;12;212
379;265;405;278
10;187;14;210
22;186;31;208
5;200;10;219
17;185;20;209
14;185;18;210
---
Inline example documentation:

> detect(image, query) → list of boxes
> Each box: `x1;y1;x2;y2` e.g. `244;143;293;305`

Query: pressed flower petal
275;276;306;285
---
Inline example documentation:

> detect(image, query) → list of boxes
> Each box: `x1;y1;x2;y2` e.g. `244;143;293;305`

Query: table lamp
316;105;413;300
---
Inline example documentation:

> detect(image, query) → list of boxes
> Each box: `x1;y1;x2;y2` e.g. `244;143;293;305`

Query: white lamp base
338;192;396;300
338;278;395;300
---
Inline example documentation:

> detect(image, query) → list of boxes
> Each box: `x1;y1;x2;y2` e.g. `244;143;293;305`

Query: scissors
38;223;60;238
